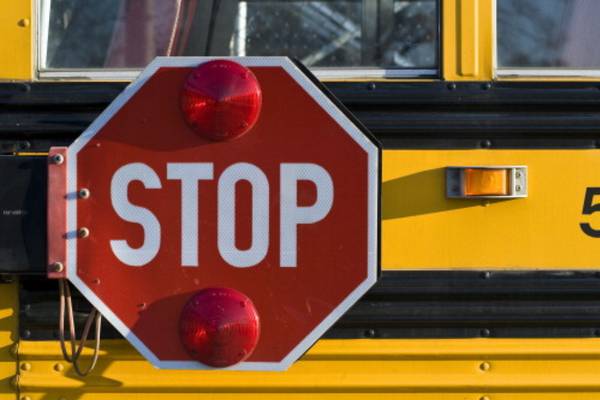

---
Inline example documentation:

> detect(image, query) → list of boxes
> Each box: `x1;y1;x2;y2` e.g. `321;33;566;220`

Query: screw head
53;363;64;372
51;153;64;165
49;262;64;273
515;185;522;192
78;188;90;199
78;227;90;238
515;171;522;178
365;329;376;338
20;362;31;371
479;361;491;371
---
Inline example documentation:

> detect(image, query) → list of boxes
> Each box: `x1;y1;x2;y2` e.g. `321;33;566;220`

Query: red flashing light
179;287;260;367
180;60;262;141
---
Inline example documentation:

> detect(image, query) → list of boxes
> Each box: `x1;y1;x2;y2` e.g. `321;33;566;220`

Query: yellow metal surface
0;0;33;81
443;0;494;81
16;338;600;399
0;282;18;399
383;149;600;269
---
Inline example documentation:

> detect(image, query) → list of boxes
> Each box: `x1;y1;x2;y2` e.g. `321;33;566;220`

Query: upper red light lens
179;287;260;368
180;60;262;141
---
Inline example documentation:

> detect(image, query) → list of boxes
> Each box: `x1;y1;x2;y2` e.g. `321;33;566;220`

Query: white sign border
66;57;379;371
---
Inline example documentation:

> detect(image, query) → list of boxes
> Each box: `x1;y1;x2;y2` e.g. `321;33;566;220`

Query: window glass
41;0;438;71
498;0;600;68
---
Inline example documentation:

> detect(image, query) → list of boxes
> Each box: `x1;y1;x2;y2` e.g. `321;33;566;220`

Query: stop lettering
110;161;333;268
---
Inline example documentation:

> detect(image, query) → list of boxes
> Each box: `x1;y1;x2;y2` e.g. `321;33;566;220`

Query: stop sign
60;57;379;370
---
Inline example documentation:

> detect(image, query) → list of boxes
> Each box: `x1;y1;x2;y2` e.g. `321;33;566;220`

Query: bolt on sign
47;57;380;371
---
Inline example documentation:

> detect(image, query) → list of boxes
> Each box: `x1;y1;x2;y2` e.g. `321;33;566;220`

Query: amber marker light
446;166;528;199
463;168;509;196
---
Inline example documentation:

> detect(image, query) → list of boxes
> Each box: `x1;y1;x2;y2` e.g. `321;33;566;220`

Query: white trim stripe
496;68;600;78
38;67;437;81
66;57;379;371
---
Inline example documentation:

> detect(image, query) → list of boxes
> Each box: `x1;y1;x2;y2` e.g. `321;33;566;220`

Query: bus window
497;0;600;75
39;0;439;79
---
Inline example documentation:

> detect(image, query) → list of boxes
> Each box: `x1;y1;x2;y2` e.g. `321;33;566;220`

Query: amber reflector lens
464;168;509;196
179;287;260;368
180;60;262;141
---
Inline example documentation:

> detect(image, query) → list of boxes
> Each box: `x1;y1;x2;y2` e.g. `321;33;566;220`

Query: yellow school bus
2;0;600;398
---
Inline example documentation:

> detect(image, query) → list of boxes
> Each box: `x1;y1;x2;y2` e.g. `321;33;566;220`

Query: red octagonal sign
62;57;379;370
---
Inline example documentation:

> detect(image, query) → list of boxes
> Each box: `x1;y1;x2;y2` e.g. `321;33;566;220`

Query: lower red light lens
180;60;262;141
179;287;260;367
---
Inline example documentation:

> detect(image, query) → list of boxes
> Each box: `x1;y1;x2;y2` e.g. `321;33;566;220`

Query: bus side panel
14;338;600;399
